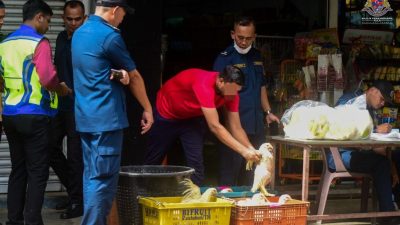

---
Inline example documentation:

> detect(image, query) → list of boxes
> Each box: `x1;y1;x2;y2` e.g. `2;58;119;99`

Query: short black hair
219;65;245;86
233;16;255;29
0;1;5;9
23;0;53;22
64;0;85;13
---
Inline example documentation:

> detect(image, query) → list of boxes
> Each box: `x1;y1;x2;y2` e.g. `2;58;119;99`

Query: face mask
234;42;252;54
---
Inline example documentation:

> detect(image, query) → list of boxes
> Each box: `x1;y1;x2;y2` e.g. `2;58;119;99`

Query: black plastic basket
116;165;195;225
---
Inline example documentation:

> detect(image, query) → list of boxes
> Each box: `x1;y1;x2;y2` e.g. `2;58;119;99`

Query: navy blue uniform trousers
79;130;123;225
218;132;265;186
350;150;395;211
145;111;207;185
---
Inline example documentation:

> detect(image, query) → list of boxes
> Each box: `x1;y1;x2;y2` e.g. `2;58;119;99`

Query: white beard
234;42;252;54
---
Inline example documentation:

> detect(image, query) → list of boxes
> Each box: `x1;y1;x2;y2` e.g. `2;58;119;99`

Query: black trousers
4;115;51;225
350;150;395;212
49;111;83;205
145;110;207;185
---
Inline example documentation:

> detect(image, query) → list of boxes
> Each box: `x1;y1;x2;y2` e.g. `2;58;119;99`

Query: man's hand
265;112;280;125
110;69;130;85
375;123;392;133
140;110;154;134
242;148;262;162
56;82;72;96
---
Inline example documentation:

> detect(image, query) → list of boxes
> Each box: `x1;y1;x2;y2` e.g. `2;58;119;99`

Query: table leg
271;142;277;191
302;147;310;201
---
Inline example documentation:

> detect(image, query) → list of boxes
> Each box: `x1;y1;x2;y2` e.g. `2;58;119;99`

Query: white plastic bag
282;100;373;140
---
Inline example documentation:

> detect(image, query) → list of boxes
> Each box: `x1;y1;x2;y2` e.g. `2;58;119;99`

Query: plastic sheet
282;99;373;140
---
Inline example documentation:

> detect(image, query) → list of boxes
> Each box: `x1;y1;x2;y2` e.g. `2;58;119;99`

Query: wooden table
268;136;400;222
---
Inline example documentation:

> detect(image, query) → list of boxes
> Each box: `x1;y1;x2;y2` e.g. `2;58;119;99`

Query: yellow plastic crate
139;196;234;225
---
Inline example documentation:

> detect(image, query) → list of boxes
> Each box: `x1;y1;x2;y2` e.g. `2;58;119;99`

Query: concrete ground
0;199;373;225
0;192;81;225
0;181;389;225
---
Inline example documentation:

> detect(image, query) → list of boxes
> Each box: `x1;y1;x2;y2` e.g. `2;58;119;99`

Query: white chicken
247;143;275;197
278;194;292;204
236;194;293;207
180;178;217;203
251;193;269;204
236;193;269;206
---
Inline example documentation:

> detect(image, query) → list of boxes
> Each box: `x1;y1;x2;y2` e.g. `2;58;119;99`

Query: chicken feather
180;178;217;203
247;143;275;197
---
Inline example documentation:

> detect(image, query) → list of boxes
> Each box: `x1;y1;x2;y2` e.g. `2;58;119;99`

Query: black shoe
55;200;69;210
60;203;83;219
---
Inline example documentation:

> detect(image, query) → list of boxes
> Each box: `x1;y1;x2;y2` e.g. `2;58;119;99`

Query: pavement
0;181;390;225
0;192;81;225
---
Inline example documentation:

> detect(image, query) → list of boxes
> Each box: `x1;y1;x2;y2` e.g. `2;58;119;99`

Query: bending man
145;66;261;185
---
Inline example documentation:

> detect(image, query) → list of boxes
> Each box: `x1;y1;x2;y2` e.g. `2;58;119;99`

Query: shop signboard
342;28;393;45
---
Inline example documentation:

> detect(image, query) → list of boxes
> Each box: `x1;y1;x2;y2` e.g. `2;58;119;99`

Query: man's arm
128;69;153;134
201;107;261;162
34;39;71;96
261;86;280;124
224;109;253;148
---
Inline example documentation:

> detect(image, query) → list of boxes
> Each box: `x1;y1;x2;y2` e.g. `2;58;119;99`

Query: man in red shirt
145;66;262;185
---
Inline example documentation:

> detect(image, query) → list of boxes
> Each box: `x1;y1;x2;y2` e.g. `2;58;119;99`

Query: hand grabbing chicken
180;178;217;203
246;143;275;197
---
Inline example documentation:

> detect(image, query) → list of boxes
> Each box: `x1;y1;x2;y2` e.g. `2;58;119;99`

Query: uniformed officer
213;16;280;186
72;1;153;225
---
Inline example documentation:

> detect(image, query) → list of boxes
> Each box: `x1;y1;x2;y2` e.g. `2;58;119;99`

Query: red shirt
156;68;239;120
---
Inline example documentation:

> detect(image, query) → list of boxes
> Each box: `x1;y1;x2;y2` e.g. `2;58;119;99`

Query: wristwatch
264;110;271;116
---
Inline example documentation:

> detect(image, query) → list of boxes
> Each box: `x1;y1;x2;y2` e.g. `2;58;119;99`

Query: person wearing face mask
0;0;72;224
71;1;153;225
213;16;280;186
144;66;262;186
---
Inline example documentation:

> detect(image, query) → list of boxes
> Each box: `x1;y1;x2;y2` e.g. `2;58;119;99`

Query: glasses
236;35;254;42
235;35;255;42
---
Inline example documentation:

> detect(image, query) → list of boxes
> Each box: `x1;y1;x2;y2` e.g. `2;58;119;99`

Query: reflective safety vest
0;25;58;116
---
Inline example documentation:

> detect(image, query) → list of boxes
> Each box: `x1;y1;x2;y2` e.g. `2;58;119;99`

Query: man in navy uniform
213;16;280;186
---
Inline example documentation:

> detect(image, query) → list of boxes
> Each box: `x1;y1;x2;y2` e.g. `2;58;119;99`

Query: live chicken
247;143;275;197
